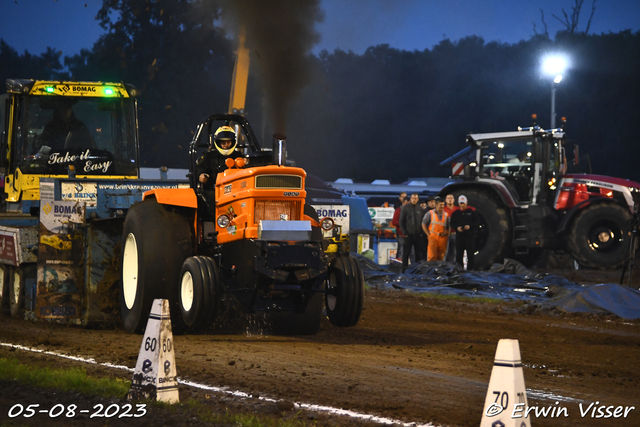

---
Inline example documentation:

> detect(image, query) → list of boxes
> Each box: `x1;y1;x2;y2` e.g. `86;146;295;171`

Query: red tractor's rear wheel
120;199;193;334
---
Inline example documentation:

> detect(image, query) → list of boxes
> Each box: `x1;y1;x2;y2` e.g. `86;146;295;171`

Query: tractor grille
255;175;302;189
254;200;301;223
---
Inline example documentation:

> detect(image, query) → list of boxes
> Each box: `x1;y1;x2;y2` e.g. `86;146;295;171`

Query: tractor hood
562;174;640;191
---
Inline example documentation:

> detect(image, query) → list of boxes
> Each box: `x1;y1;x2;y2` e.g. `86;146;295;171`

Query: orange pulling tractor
119;115;364;334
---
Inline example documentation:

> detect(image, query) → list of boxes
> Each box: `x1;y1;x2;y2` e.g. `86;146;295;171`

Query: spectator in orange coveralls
392;196;410;261
421;196;450;261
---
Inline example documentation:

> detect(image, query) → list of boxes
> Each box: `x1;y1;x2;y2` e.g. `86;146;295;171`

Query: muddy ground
1;268;639;427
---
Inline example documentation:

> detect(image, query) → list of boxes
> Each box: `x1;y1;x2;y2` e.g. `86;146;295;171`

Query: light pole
542;55;568;129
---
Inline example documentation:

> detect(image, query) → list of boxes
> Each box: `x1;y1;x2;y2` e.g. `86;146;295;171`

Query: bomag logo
72;86;96;92
54;205;80;214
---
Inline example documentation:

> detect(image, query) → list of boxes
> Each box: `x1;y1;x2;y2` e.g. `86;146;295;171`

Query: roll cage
187;114;269;189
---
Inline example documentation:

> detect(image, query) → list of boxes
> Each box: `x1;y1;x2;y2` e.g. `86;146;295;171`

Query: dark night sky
1;0;638;58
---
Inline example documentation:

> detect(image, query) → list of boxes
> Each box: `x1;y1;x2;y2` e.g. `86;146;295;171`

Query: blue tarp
354;255;640;320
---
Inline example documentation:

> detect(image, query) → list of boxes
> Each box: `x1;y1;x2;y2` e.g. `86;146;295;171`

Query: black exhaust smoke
221;0;323;135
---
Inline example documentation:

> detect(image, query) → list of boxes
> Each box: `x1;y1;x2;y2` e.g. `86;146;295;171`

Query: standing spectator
426;196;436;211
422;196;450;261
443;194;459;263
391;196;410;261
450;195;479;270
419;197;433;261
399;193;425;270
394;192;407;210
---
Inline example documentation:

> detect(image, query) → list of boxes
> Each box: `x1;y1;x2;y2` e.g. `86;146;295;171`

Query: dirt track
1;282;640;427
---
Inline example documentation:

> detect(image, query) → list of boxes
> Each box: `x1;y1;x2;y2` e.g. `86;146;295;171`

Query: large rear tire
452;189;511;270
120;199;193;334
325;254;364;327
568;203;630;269
0;264;10;315
179;256;221;332
9;267;24;319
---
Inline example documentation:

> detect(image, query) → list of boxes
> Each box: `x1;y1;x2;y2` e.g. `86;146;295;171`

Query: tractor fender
557;196;625;233
438;180;516;208
143;188;198;208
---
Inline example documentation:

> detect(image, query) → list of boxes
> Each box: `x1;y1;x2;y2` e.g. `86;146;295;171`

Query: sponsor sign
40;200;85;234
0;230;18;266
369;207;396;239
61;182;97;206
312;205;350;235
37;181;84;320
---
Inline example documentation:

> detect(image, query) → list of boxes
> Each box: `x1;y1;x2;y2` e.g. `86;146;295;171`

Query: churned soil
1;278;639;427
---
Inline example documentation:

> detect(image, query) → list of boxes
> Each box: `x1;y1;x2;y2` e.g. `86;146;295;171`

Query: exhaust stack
272;133;287;166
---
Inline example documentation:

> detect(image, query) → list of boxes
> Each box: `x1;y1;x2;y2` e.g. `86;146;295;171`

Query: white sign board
312;205;350;235
40;200;85;234
61;182;98;207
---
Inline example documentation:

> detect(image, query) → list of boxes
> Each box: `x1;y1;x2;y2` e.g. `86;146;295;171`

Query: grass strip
0;356;129;398
0;357;316;426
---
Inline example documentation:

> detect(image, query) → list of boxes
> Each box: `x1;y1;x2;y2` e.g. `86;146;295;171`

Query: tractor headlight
217;214;230;228
320;217;335;231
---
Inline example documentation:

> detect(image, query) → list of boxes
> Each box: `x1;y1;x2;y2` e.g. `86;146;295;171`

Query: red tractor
119;115;364;334
440;120;640;270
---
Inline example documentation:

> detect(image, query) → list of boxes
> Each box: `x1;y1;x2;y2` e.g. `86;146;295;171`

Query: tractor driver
38;99;92;152
196;125;242;212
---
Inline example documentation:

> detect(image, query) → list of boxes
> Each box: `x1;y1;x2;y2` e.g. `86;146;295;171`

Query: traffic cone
127;299;179;403
480;339;530;427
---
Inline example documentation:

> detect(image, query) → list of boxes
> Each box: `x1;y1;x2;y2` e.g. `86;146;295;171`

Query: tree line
1;0;638;183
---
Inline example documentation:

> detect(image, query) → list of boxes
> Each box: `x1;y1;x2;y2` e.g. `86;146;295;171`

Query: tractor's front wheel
179;256;221;332
120;199;193;334
325;255;364;327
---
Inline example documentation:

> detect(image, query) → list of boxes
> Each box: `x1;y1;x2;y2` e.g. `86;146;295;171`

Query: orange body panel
143;188;198;208
215;165;307;244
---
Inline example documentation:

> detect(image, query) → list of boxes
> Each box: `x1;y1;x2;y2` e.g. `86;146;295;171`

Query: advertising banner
37;195;86;321
369;207;396;239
